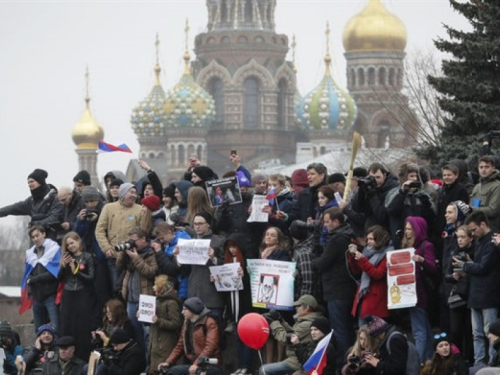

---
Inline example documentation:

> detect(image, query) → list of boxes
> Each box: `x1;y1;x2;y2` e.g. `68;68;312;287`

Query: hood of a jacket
380;173;399;194
174;180;193;202
406;216;428;246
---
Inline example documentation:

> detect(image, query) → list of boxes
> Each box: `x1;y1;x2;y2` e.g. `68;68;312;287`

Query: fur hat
28;169;48;185
81;186;100;202
119;183;136;200
311;317;331;336
109;329;130;345
183;297;205;315
141;195;160;211
291;169;308;187
73;170;91;186
452;200;472;223
398;162;420;182
364;315;390;337
0;321;12;338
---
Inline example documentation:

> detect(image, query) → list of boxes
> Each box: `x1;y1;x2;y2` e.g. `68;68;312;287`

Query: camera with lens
115;240;136;252
408;181;422;189
99;347;118;365
358;175;377;190
84;209;99;221
456;252;468;262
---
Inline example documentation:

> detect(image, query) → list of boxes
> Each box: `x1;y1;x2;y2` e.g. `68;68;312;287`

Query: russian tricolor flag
98;140;132;153
266;188;276;206
303;330;333;375
20;239;61;315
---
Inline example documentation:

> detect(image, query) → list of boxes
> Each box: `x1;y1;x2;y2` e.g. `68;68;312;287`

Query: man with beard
23;324;58;373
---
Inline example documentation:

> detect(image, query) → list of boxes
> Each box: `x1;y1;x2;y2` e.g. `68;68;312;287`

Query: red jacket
348;255;389;319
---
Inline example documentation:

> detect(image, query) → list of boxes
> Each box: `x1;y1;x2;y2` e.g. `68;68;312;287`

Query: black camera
99;347;118;365
408;181;422;189
84;209;99;220
115;240;136;252
91;330;104;347
456;252;468;262
358;175;377;189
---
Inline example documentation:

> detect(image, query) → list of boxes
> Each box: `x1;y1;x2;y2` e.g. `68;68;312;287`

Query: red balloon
237;313;270;350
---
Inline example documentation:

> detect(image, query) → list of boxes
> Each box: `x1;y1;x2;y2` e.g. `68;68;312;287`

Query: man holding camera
116;226;158;350
96;183;152;295
259;295;323;375
349;163;399;235
98;328;146;375
385;162;436;248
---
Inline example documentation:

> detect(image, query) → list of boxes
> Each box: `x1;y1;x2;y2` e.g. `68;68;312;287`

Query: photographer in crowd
116;226;158;350
22;324;58;374
259;295;323;375
102;328;145;375
41;336;85;375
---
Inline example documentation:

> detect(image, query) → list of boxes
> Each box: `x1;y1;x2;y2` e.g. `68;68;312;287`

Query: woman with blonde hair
185;186;214;226
59;231;95;361
342;326;377;375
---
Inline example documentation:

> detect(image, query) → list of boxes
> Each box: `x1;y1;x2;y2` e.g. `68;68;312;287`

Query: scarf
358;245;387;300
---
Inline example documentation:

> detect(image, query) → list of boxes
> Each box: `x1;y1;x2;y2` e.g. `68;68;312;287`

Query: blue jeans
168;364;221;375
327;299;354;368
127;301;145;349
409;306;433;363
471;307;499;365
259;361;295;375
33;295;59;332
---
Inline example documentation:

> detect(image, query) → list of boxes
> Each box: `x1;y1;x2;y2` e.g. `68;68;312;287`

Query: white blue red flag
98;140;132;153
20;239;61;314
303;330;333;375
266;188;276;206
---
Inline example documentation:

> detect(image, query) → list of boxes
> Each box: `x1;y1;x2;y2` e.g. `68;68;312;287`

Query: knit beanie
195;211;213;226
193;166;217;181
432;332;450;350
119;183;135;200
452;200;471;223
236;171;251;188
328;173;346;185
142;195;160;211
162;184;176;200
109;328;130;345
489;318;500;337
364;315;390;337
73;170;91;186
81;186;100;202
28;169;48;185
311;317;331;336
291;169;308;187
0;321;12;338
352;167;368;179
110;178;124;188
36;324;56;338
183;297;205;315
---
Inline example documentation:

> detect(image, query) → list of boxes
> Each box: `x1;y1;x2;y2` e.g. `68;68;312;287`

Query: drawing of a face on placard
258;274;279;305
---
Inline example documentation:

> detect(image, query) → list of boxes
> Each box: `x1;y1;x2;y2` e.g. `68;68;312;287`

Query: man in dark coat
289;163;328;222
106;329;146;375
41;336;85;375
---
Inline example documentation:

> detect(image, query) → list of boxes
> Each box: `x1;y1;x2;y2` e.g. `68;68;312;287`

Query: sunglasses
434;332;447;340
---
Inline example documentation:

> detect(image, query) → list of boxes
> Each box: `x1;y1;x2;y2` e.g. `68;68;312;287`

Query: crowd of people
1;150;500;375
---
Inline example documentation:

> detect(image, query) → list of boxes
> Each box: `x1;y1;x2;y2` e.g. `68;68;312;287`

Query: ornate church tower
72;67;104;187
193;0;299;171
343;0;418;148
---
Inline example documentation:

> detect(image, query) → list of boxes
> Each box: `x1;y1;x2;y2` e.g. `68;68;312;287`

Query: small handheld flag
303;330;333;375
98;140;132;153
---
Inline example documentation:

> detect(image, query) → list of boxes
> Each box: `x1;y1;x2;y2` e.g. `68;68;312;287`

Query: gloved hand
262;310;282;323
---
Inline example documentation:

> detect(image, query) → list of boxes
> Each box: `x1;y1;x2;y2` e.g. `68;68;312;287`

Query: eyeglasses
434;332;447;340
193;222;208;226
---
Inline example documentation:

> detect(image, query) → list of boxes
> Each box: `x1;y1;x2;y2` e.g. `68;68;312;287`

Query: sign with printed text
138;294;156;323
247;259;296;311
176;239;211;265
247;195;269;223
206;176;242;207
387;248;417;310
209;262;243;291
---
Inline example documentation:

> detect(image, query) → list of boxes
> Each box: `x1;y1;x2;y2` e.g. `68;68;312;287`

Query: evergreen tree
421;0;500;164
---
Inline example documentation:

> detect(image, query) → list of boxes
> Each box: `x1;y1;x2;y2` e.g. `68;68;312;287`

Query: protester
420;332;467;375
41;336;85;375
1;321;23;375
23;324;58;374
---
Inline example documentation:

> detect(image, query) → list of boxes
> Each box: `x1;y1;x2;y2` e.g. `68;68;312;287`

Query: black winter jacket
107;340;146;375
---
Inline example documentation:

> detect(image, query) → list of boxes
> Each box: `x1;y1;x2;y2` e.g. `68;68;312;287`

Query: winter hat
289;220;309;241
110;179;124;188
398;162;419;182
0;321;12;338
195;211;213;226
236;171;251;188
162;184;176;200
351;167;368;179
291;169;308;187
452;200;471;223
183;297;205;315
489;318;500;337
432;332;450;350
56;336;75;348
73;170;91;186
364;315;390;337
142;195;160;211
193;166;217;181
119;183;136;200
109;328;130;345
28;169;48;185
311;317;331;336
36;324;56;338
167;212;182;227
81;186;100;202
328;173;346;185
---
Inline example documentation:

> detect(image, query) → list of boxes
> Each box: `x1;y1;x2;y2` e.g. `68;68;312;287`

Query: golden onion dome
72;96;104;149
343;0;407;52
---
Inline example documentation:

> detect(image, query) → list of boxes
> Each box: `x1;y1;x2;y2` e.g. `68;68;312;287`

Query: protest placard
209;263;243;291
247;259;296;311
177;239;211;265
138;294;156;323
387;248;417;310
206;176;242;207
247;195;269;223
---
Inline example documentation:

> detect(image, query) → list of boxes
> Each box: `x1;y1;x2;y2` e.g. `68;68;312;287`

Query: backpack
385;330;420;375
201;312;226;351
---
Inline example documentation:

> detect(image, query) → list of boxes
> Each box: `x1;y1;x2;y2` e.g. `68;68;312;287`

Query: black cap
28;169;48;185
56;336;76;348
109;328;130;345
73;170;91;186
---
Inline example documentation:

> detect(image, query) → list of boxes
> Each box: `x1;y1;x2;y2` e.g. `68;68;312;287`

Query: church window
277;79;287;128
379;67;386;86
368;67;375;86
178;145;185;165
358;68;365;86
244;77;260;129
209;77;225;129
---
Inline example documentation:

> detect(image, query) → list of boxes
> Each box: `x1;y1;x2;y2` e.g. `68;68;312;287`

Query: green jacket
471;170;500;231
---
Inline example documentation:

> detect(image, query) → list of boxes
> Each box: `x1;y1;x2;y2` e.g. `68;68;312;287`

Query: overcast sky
0;0;469;211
